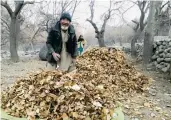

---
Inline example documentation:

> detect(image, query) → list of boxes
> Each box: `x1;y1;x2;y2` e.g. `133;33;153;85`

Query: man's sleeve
72;34;78;58
46;29;55;54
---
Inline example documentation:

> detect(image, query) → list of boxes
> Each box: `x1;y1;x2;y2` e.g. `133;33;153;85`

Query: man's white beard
61;25;69;31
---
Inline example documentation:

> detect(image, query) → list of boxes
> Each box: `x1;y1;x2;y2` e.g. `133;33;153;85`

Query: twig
1;1;13;17
1;17;10;30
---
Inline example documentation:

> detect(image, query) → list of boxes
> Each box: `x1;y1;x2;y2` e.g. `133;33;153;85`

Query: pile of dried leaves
1;47;151;120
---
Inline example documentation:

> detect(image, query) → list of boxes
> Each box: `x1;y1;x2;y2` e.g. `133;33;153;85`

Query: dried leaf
143;102;151;107
62;113;69;120
27;116;36;120
93;101;102;107
1;47;151;119
85;116;91;120
71;112;79;118
71;84;81;91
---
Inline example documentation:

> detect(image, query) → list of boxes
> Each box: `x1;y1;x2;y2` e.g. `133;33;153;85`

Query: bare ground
1;53;48;89
1;53;171;120
124;55;171;120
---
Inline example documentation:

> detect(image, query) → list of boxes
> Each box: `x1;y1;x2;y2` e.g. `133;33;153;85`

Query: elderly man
46;12;77;71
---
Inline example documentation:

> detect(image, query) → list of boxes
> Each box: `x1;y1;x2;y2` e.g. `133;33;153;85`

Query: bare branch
160;1;169;10
86;19;99;33
23;1;35;5
144;2;150;13
65;0;73;9
119;3;136;29
101;1;122;32
2;25;10;33
137;1;142;10
101;18;108;33
14;1;34;16
14;1;24;16
122;4;135;14
61;1;64;14
130;20;139;31
67;6;73;13
129;0;138;6
142;1;147;11
120;13;134;29
31;27;41;42
132;20;139;25
137;1;147;12
1;17;10;30
71;0;81;18
1;38;9;46
1;1;13;17
126;1;148;32
89;0;95;21
61;0;73;14
143;20;147;27
101;0;113;32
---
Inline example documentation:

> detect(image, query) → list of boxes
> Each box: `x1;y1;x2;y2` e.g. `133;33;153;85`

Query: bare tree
39;0;81;33
1;7;11;47
60;0;73;15
87;0;121;47
127;0;149;57
1;18;10;47
1;17;10;31
167;1;171;77
168;1;171;38
1;0;34;62
143;1;156;64
143;1;168;64
154;1;169;36
71;0;81;18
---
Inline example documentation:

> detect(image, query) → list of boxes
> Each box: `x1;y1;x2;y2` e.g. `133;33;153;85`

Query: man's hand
52;52;60;61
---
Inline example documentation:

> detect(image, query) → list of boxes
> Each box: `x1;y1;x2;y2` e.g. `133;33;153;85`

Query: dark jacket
46;21;77;63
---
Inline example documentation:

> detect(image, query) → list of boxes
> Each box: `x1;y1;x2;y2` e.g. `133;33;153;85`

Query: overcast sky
72;0;140;34
5;0;142;35
73;0;140;23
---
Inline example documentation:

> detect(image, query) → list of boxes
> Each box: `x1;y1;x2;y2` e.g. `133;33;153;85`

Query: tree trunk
30;42;34;51
168;7;171;38
154;1;163;36
30;27;41;51
97;33;105;47
143;32;153;64
119;37;122;46
16;17;20;49
15;2;21;49
168;1;171;78
169;27;171;38
98;38;105;47
10;17;19;62
131;37;137;57
143;1;155;64
170;60;171;79
1;1;34;62
131;30;141;57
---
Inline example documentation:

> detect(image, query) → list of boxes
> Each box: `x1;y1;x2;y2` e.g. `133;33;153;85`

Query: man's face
60;18;70;31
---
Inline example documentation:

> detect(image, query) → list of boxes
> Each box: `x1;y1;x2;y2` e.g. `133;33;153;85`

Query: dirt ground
124;55;171;120
1;54;47;89
1;52;171;120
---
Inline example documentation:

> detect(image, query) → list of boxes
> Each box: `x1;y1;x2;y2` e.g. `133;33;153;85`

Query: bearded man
46;12;77;71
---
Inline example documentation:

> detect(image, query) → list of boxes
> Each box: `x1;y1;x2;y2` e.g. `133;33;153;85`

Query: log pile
1;47;151;120
152;40;171;73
